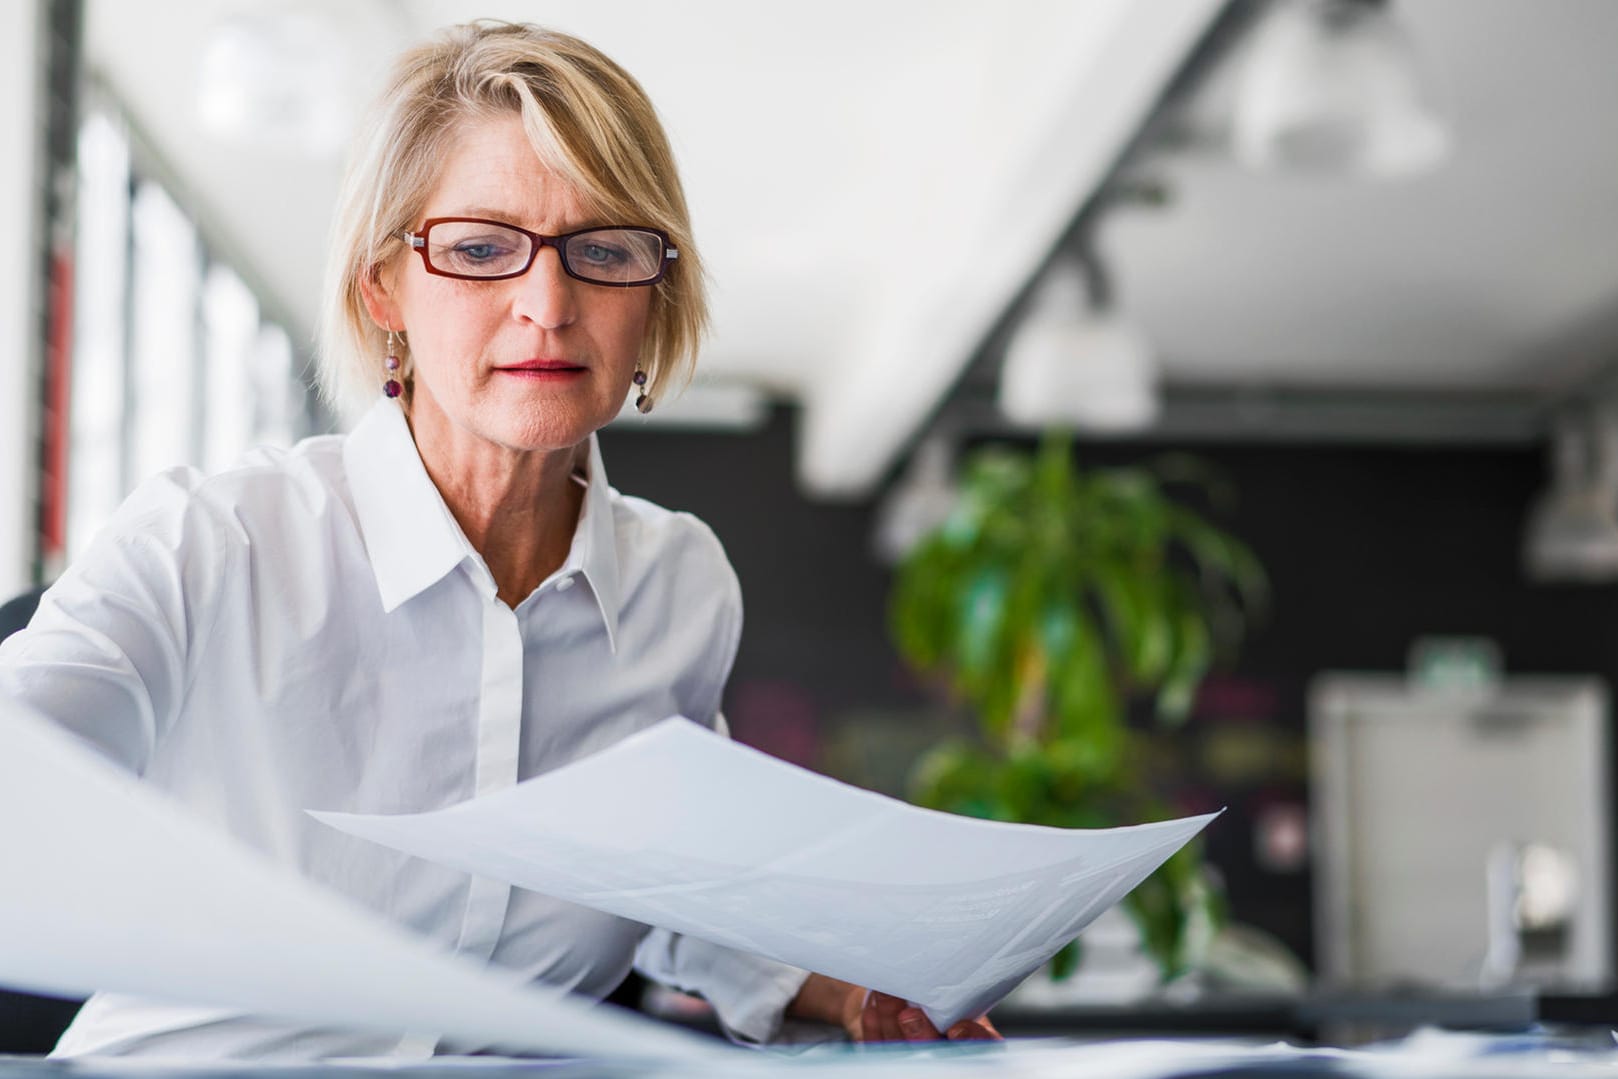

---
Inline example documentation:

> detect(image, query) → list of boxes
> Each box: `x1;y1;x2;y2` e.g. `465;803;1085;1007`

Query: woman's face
371;113;652;456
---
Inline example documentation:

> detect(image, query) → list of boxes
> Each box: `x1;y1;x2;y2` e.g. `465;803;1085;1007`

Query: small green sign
1409;636;1503;692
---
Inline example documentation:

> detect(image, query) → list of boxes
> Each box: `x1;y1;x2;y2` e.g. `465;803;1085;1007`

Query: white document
0;697;725;1063
314;717;1218;1032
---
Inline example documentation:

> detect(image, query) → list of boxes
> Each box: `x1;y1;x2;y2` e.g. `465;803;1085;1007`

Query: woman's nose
512;245;578;329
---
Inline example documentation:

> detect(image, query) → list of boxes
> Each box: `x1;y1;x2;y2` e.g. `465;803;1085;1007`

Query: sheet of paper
0;696;725;1063
314;717;1218;1032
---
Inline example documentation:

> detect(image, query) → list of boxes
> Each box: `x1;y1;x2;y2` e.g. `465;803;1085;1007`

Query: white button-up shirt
0;398;808;1060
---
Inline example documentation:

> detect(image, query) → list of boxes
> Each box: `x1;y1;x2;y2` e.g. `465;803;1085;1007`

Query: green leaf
954;566;1010;687
1001;743;1050;819
1149;452;1239;513
1048;939;1082;981
1156;607;1210;725
1165;507;1270;621
889;542;957;670
1048;610;1123;770
910;742;1002;817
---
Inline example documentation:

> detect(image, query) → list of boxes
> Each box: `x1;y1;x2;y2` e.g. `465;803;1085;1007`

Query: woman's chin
488;402;614;454
409;381;620;457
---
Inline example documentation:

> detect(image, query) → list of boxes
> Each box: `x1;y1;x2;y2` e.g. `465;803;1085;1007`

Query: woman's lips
495;360;585;380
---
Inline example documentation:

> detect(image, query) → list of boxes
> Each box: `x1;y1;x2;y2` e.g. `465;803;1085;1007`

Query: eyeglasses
401;218;678;287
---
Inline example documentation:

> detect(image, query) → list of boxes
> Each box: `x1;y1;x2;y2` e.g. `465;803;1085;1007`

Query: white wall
0;0;45;597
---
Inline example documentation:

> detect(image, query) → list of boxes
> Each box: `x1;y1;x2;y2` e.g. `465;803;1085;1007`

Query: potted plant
890;434;1267;980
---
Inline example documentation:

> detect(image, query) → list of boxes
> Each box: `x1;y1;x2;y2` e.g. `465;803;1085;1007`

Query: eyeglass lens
424;222;665;284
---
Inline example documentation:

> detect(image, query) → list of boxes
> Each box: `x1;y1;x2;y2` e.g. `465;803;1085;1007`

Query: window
65;106;322;565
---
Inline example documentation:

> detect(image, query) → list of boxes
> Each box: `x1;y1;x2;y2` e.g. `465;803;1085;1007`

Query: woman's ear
357;262;402;333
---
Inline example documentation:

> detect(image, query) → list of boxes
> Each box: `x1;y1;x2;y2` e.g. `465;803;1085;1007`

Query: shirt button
555;575;576;592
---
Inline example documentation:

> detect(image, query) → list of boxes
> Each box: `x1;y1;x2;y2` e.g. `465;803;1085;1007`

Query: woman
0;21;994;1058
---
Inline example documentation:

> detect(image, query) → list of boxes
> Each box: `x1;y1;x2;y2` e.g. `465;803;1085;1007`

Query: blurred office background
6;0;1618;1043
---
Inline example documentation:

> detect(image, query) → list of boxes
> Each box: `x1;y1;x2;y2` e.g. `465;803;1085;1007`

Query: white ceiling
1102;0;1618;398
83;1;1618;496
82;0;1221;496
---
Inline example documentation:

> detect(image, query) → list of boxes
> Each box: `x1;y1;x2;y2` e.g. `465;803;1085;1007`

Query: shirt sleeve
631;926;811;1045
0;467;231;774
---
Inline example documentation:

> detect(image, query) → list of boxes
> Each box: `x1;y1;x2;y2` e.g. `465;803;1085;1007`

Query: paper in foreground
0;696;723;1062
315;718;1218;1031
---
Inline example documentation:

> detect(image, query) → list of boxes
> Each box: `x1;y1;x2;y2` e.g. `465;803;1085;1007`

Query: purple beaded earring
633;367;653;414
383;330;403;399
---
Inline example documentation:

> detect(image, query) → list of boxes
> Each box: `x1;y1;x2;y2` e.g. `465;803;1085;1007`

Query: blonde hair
317;21;706;420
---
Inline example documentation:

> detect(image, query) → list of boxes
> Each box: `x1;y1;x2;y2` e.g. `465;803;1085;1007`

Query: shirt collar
570;432;622;654
343;399;470;614
342;398;621;653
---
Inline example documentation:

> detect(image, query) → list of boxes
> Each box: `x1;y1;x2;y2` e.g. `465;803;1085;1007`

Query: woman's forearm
786;972;862;1030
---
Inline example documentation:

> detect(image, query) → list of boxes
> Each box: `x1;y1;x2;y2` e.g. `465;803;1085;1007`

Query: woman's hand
790;974;1001;1043
845;989;1000;1043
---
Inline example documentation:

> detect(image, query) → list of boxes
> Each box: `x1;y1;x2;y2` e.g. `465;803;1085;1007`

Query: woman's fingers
852;990;1001;1044
897;1006;942;1042
865;992;910;1042
946;1015;1002;1041
859;994;880;1043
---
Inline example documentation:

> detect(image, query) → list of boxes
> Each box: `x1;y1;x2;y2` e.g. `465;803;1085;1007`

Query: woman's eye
454;242;504;261
576;243;627;265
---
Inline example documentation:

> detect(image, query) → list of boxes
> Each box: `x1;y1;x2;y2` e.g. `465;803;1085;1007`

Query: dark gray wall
602;409;1618;972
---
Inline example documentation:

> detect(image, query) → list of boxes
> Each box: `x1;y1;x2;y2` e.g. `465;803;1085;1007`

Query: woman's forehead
422;114;593;226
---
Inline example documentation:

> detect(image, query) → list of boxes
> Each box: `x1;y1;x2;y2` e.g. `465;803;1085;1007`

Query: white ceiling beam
796;0;1226;499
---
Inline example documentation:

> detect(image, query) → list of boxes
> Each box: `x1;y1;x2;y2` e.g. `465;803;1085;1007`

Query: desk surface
3;990;1611;1079
6;1032;1618;1079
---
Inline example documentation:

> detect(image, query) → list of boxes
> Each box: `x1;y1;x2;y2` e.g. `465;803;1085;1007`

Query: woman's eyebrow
436;209;610;231
446;207;522;222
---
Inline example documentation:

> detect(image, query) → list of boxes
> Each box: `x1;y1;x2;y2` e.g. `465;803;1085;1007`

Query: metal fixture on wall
998;254;1160;434
1233;0;1449;178
1523;412;1618;584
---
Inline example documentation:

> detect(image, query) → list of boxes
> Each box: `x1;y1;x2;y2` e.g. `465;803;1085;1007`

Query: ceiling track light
1233;0;1451;178
997;253;1160;435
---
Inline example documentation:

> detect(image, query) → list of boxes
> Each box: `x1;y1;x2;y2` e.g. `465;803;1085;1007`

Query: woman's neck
407;406;588;608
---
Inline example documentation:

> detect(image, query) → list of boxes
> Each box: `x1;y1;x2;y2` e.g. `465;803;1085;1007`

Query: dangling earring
633;367;653;414
383;330;403;399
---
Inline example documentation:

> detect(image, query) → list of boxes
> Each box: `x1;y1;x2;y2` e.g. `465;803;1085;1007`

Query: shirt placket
398;587;522;1060
458;595;523;957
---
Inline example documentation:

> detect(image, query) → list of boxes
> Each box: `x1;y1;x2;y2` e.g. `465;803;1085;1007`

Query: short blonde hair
317;21;706;420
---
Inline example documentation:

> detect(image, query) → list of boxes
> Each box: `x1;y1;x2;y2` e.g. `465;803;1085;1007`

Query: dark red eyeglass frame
401;217;679;287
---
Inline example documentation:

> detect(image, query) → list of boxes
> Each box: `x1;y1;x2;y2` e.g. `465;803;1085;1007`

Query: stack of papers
0;699;719;1062
313;718;1215;1031
1;697;1211;1058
